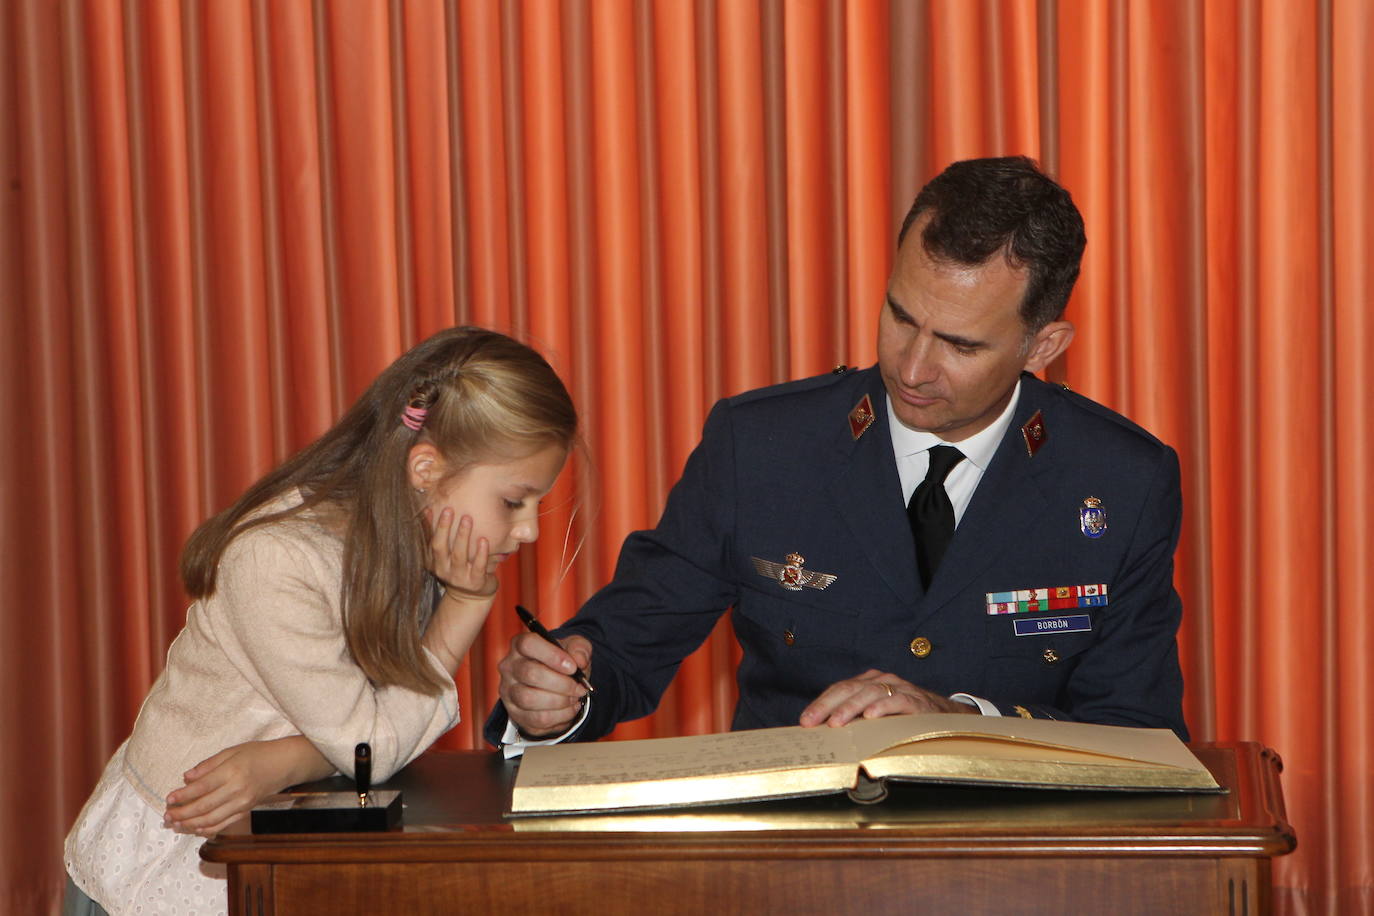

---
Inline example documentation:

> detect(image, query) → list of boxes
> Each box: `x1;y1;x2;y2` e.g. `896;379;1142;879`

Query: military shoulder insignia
1079;497;1107;537
752;553;837;592
1020;409;1047;457
848;394;875;440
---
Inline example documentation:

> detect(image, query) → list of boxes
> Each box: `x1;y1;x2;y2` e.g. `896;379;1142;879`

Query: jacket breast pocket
982;613;1096;703
733;581;862;658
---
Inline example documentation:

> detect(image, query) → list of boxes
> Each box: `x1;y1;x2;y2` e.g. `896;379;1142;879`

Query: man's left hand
799;668;979;727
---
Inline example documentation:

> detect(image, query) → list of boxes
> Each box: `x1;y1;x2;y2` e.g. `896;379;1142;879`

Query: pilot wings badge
752;552;837;592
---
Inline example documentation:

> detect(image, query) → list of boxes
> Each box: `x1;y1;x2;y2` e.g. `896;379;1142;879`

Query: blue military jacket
486;366;1188;744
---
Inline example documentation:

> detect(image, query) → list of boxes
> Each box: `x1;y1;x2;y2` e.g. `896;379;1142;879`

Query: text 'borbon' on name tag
1013;614;1092;637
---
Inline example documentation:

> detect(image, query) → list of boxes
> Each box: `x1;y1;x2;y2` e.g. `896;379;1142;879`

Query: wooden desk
202;741;1294;916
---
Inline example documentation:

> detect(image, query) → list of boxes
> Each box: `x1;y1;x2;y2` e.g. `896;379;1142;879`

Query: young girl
63;327;579;915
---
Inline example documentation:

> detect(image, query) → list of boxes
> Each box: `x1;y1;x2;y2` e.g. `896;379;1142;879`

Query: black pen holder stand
250;789;403;833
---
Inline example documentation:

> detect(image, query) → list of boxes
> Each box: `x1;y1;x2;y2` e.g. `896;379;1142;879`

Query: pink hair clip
401;403;428;431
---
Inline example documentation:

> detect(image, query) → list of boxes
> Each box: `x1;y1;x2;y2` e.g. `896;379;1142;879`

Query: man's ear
407;443;445;492
1022;320;1075;374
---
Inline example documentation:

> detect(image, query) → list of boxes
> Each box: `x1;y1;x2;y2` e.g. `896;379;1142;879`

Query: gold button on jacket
909;636;932;658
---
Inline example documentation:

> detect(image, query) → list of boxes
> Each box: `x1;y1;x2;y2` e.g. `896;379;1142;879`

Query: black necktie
908;445;965;590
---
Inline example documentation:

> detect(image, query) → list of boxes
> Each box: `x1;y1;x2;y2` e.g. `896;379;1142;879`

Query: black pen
515;604;594;693
354;742;371;807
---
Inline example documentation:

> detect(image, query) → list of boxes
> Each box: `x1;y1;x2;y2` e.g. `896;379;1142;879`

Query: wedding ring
880;682;894;698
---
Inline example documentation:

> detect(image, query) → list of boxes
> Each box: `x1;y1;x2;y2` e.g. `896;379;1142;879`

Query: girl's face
421;444;567;572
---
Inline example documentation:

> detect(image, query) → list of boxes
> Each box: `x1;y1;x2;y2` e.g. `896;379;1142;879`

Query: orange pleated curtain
2;2;1370;912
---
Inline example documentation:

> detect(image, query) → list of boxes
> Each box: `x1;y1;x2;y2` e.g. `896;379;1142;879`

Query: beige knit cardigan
120;493;458;807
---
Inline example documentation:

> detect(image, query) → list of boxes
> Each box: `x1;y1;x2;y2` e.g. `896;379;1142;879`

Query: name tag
1013;614;1092;637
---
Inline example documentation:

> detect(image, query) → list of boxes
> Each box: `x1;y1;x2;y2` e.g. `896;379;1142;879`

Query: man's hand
163;735;333;837
497;631;593;739
799;668;978;727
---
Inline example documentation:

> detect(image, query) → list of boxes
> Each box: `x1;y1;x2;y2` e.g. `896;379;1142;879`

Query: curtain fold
3;1;1370;911
1330;0;1373;901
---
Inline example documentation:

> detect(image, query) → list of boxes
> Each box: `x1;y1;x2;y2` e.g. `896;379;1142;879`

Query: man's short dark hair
898;156;1086;331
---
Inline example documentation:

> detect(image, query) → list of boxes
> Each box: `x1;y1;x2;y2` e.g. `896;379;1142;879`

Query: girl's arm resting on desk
166;583;483;840
166;511;496;837
164;735;334;836
219;531;458;782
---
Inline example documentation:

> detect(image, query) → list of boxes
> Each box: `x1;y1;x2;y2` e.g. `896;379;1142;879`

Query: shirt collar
885;378;1023;472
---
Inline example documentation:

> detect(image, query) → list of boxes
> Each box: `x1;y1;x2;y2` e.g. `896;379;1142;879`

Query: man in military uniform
486;156;1188;752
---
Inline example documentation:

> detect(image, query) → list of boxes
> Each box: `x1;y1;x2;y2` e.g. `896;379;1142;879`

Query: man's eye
503;499;524;510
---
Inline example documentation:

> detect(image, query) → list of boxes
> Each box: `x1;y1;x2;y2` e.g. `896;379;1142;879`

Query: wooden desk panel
203;742;1293;916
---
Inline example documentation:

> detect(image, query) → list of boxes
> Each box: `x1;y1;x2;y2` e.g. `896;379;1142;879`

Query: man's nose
901;336;939;386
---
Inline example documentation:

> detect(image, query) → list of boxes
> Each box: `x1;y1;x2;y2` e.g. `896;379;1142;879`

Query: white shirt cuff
499;698;592;759
949;693;1002;716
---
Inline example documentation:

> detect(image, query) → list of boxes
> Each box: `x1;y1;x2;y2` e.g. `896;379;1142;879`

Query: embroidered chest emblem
1079;497;1107;538
752;552;838;592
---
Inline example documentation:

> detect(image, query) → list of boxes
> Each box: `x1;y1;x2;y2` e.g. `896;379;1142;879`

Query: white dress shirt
888;379;1021;525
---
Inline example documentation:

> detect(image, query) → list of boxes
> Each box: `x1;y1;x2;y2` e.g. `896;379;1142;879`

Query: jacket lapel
916;378;1054;621
827;371;921;606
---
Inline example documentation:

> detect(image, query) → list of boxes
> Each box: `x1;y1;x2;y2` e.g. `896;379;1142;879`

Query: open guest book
508;714;1222;816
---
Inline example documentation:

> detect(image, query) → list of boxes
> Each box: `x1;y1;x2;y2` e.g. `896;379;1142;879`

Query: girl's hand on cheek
421;508;502;673
427;508;497;599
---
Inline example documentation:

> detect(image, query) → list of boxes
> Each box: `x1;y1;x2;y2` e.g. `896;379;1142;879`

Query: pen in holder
355;742;371;806
250;741;402;834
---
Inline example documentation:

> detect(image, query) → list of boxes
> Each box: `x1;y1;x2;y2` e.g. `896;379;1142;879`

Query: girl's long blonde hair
180;327;578;694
